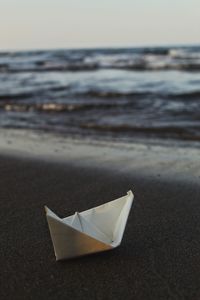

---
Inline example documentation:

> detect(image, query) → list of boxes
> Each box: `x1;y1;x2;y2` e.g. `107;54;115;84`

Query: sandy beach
0;129;200;299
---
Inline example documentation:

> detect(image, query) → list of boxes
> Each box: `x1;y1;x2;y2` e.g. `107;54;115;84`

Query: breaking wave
0;46;200;73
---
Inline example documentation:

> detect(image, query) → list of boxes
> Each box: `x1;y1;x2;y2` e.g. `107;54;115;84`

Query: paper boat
45;190;134;260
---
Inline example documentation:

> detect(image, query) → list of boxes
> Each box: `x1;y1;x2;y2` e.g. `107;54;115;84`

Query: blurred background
0;0;199;144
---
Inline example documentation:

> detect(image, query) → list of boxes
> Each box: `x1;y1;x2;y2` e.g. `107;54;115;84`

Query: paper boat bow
45;190;134;260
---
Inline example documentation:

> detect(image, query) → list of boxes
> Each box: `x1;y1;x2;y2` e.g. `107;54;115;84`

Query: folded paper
45;190;134;260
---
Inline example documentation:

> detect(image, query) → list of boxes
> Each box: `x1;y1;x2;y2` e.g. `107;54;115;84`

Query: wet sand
1;151;200;299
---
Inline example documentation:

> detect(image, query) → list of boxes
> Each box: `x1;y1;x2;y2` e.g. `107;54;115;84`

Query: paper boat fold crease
45;190;134;260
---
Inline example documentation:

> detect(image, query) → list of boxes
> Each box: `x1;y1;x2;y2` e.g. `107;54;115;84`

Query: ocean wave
1;62;200;73
1;46;200;73
0;102;121;113
74;89;200;100
0;92;34;100
0;62;99;73
75;90;146;99
169;91;200;100
169;48;200;60
141;48;169;55
112;62;200;71
0;85;71;101
1;89;200;102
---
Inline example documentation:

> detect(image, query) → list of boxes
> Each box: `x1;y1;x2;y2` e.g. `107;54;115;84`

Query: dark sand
1;154;200;300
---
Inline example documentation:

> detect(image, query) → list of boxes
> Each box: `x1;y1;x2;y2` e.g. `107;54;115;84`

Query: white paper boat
45;190;134;260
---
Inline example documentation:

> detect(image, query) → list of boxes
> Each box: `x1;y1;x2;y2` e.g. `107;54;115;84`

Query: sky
0;0;199;50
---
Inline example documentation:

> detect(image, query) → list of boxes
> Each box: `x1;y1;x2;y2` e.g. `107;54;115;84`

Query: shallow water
0;46;200;142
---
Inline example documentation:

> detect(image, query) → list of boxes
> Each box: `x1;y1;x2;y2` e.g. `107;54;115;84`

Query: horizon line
0;42;200;53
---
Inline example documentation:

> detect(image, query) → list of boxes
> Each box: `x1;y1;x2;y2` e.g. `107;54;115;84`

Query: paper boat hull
45;190;134;260
46;214;112;260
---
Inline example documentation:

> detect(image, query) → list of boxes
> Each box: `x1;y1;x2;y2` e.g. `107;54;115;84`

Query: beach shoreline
0;128;200;183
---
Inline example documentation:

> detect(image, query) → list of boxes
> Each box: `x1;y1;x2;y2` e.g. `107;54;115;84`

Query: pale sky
0;0;199;50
